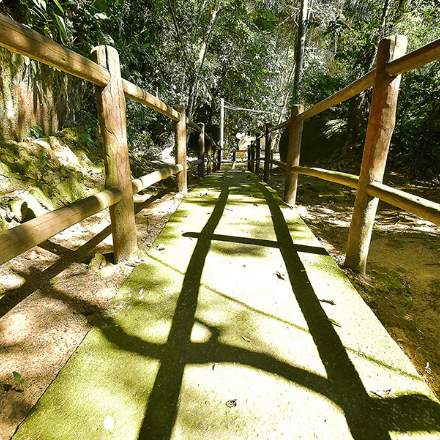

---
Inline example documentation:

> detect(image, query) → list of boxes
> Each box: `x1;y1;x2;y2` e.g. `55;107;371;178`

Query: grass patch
370;264;410;294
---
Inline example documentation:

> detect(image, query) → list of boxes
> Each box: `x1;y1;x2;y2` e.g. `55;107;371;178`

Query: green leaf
13;371;21;382
54;14;67;44
53;0;63;14
49;278;59;285
35;0;47;11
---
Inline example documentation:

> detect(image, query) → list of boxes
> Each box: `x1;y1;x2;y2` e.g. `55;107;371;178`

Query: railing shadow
96;171;440;439
0;190;169;318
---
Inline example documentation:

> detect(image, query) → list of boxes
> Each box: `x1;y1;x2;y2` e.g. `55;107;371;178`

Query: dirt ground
0;164;439;439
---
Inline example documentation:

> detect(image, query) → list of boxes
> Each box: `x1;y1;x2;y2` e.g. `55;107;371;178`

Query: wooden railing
249;35;440;275
0;14;220;266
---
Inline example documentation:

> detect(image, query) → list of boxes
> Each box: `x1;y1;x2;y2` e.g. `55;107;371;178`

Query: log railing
0;13;220;266
249;34;440;275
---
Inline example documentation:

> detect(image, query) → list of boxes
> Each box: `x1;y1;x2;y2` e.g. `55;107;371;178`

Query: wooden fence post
198;123;205;178
250;142;255;173
284;104;304;205
91;45;137;264
255;138;261;175
206;141;212;174
173;105;187;194
217;146;222;170
247;144;252;171
264;123;272;183
212;148;217;172
345;35;407;275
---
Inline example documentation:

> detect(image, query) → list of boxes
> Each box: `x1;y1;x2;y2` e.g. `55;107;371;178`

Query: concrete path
13;171;440;439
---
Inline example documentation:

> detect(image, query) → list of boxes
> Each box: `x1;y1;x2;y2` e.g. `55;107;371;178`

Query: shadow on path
97;172;440;439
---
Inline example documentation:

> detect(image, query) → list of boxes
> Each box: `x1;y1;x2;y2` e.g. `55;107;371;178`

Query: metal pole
220;97;224;168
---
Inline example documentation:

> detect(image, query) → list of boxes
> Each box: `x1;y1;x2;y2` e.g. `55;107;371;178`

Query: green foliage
300;65;347;109
13;371;30;388
29;124;44;140
371;265;410;295
392;61;440;177
3;0;439;175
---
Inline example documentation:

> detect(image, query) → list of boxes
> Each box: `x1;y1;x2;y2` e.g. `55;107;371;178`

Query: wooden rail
270;158;440;227
0;162;185;267
131;165;183;195
269;38;440;132
0;187;122;266
291;166;360;190
386;38;440;76
0;14;109;86
0;14;219;266
270;70;375;131
0;13;219;145
253;34;440;274
366;182;440;226
297;71;376;122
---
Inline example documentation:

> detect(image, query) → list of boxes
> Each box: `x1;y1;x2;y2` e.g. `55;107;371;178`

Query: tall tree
292;0;309;102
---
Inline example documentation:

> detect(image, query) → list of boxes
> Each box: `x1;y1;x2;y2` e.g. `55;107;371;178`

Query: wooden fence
0;14;220;266
248;35;440;275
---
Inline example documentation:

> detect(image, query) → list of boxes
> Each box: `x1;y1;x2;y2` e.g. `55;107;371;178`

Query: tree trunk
187;4;222;120
292;0;308;101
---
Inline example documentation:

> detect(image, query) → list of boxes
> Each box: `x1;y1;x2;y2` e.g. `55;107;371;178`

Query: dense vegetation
1;0;439;177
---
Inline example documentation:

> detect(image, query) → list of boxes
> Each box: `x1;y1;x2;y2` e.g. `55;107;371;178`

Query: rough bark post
212;148;217;172
173;105;187;194
206;141;212;174
91;45;137;264
217;148;222;171
256;137;261;175
264;123;272;183
247;145;252;171
198;123;205;178
284;104;304;205
250;143;255;173
345;36;407;275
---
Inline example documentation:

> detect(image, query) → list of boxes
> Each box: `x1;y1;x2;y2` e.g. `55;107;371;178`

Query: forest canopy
1;0;439;177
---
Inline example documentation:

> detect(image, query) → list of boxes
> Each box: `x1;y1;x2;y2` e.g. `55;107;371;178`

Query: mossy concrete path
13;171;440;439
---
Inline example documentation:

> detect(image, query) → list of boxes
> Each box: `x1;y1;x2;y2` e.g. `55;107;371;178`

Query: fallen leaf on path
226;399;237;407
327;318;341;327
157;243;165;251
319;299;336;305
275;271;286;280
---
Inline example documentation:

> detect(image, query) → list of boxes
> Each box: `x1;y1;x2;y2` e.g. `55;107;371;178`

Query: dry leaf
275;271;286;280
319;299;336;305
226;399;237;408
